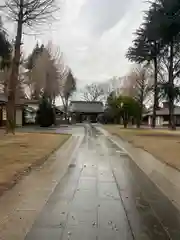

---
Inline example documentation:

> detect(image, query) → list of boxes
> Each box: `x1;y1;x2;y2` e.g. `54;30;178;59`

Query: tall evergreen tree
0;18;12;69
26;43;44;70
127;0;180;129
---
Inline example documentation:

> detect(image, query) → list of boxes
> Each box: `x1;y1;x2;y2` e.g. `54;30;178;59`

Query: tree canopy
0;18;12;69
126;0;180;129
105;93;140;128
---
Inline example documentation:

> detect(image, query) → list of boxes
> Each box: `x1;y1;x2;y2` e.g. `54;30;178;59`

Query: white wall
16;109;22;126
148;116;163;126
148;116;151;126
2;107;6;121
1;107;23;126
156;116;163;126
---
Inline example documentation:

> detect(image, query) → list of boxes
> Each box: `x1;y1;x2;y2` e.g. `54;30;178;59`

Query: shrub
36;97;55;127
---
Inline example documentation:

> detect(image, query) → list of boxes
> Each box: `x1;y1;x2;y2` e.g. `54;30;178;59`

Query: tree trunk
123;112;128;128
6;1;23;134
52;98;56;125
136;120;140;128
64;99;69;124
151;53;158;128
168;40;176;130
137;85;144;128
123;118;128;128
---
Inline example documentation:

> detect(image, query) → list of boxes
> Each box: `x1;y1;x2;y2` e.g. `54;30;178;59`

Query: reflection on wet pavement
25;125;180;239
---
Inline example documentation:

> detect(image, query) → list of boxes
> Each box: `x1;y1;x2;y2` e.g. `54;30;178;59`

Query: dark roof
157;107;180;115
56;105;64;111
0;93;27;106
23;99;39;105
55;106;64;113
146;107;180;116
70;101;104;113
25;106;37;113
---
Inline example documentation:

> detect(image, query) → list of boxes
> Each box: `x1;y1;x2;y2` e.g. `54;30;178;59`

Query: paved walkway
0;134;83;240
16;125;85;136
97;125;180;211
25;125;180;240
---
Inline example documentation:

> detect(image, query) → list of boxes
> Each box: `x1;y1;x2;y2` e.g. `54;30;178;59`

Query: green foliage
63;70;76;100
62;69;76;122
26;43;44;70
0;20;12;69
158;82;180;102
126;0;180;129
106;93;140;127
36;96;55;127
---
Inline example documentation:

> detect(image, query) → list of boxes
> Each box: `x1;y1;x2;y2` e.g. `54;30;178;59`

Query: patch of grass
0;133;70;195
104;125;180;171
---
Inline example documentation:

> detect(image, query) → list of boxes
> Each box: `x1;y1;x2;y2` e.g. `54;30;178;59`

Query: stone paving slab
98;182;120;200
62;224;97;240
67;210;97;226
26;227;63;240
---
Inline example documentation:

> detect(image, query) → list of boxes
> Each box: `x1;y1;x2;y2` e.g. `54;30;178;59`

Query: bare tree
59;69;76;122
122;64;153;127
82;83;105;102
1;0;58;133
28;43;76;123
29;44;60;102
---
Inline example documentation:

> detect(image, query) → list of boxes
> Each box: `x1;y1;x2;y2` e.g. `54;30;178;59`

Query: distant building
69;101;104;123
144;102;180;126
0;93;25;127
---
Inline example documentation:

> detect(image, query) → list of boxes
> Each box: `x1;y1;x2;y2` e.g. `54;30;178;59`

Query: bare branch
82;83;106;102
2;0;59;25
122;64;154;106
28;44;60;100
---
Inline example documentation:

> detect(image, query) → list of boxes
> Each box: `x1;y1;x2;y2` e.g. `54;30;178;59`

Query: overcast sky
4;0;148;87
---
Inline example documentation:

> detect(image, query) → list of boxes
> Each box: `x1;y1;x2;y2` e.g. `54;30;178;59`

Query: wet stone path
25;125;180;240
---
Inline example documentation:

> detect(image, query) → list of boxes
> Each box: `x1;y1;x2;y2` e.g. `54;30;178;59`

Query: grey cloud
14;0;147;87
77;0;132;36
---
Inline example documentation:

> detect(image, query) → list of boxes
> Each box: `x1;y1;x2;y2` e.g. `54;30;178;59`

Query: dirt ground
0;132;70;195
104;125;180;171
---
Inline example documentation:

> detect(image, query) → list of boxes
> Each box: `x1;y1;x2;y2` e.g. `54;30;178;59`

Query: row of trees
0;38;76;128
80;74;150;128
0;1;76;132
126;0;180;129
79;78;145;128
90;65;154;128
